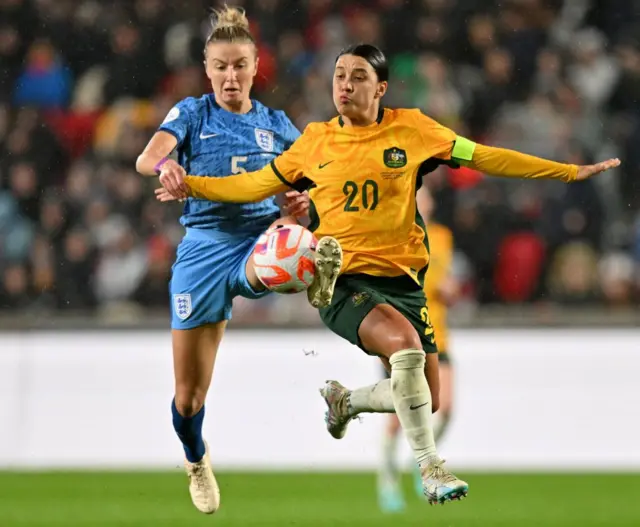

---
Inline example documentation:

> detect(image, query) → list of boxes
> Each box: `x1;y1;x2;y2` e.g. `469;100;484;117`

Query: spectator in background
0;264;31;310
0;24;26;94
411;53;463;128
64;160;94;215
133;234;173;309
567;28;619;109
541;147;605;255
598;251;636;306
460;14;497;69
533;47;564;96
547;242;600;304
0;0;36;94
93;219;147;306
56;227;97;311
38;192;69;249
30;233;56;309
8;161;40;222
497;0;551;89
14;39;71;109
466;47;516;138
103;21;160;105
0;191;34;263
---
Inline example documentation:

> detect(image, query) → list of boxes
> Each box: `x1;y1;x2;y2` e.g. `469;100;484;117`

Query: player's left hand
575;158;621;181
283;190;310;218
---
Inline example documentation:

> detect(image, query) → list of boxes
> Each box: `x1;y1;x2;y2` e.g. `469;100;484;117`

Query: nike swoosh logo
318;161;334;169
409;402;430;410
200;132;218;139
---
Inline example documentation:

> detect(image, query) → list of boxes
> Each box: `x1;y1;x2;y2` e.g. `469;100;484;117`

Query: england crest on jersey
173;294;192;320
255;128;274;152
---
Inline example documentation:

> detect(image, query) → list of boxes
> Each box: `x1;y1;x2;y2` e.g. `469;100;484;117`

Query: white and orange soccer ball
253;224;317;293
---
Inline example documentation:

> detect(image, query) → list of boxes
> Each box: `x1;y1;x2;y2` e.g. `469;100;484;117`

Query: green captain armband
451;136;476;166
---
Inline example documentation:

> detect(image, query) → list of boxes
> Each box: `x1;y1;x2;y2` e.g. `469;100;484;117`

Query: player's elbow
135;154;147;175
135;153;156;176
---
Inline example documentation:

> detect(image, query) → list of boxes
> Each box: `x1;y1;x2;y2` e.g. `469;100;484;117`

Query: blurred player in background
157;43;620;506
378;183;459;513
135;6;339;515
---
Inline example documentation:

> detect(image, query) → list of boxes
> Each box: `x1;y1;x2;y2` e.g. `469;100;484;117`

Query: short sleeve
279;114;301;150
270;124;314;186
158;98;193;147
409;110;457;160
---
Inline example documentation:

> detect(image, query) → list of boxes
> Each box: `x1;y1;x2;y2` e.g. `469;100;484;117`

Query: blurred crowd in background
1;0;639;324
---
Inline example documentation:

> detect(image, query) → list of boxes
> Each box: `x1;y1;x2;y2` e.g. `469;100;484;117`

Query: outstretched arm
451;137;620;182
181;162;289;203
411;110;620;183
159;124;312;203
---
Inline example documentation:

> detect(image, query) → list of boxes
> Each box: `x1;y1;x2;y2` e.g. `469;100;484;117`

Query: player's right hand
158;159;188;199
155;187;181;202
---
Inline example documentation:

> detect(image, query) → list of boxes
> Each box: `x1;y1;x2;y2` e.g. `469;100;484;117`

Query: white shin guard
389;348;437;468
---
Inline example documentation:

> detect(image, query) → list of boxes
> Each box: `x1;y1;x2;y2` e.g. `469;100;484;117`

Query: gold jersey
184;108;578;286
271;108;457;283
423;222;454;353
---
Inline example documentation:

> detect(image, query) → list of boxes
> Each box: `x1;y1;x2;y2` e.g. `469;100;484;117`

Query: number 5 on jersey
232;156;248;174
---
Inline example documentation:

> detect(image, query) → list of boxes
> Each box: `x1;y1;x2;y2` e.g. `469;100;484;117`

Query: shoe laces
428;459;457;484
189;462;208;493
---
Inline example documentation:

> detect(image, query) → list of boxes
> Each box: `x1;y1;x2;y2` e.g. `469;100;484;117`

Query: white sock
389;349;438;469
348;379;394;415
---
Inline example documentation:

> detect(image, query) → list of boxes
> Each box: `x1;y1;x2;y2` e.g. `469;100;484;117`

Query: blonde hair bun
211;5;250;32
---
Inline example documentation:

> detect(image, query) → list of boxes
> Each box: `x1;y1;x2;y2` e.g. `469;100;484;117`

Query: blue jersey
159;94;300;233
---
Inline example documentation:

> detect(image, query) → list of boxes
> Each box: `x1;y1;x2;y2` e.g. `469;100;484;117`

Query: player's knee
174;386;206;417
385;329;423;356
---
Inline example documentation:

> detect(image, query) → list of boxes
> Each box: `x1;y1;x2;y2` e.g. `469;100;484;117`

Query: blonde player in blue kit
136;7;340;515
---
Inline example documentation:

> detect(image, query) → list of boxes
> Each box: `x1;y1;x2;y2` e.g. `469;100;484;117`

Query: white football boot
307;236;342;308
184;441;220;514
319;380;354;439
421;458;469;505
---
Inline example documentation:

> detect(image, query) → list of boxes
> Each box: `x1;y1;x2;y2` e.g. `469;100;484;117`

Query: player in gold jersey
157;43;620;505
377;184;460;512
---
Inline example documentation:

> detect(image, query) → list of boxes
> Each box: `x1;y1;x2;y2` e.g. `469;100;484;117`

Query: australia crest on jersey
255;128;274;152
384;147;407;168
173;294;192;320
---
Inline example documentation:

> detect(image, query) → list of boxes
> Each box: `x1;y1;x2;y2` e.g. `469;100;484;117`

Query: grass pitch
0;471;638;526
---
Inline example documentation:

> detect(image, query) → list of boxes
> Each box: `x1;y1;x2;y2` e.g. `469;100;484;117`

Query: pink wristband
154;157;169;174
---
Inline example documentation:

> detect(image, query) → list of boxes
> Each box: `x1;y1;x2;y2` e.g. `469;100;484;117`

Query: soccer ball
253;224;317;293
